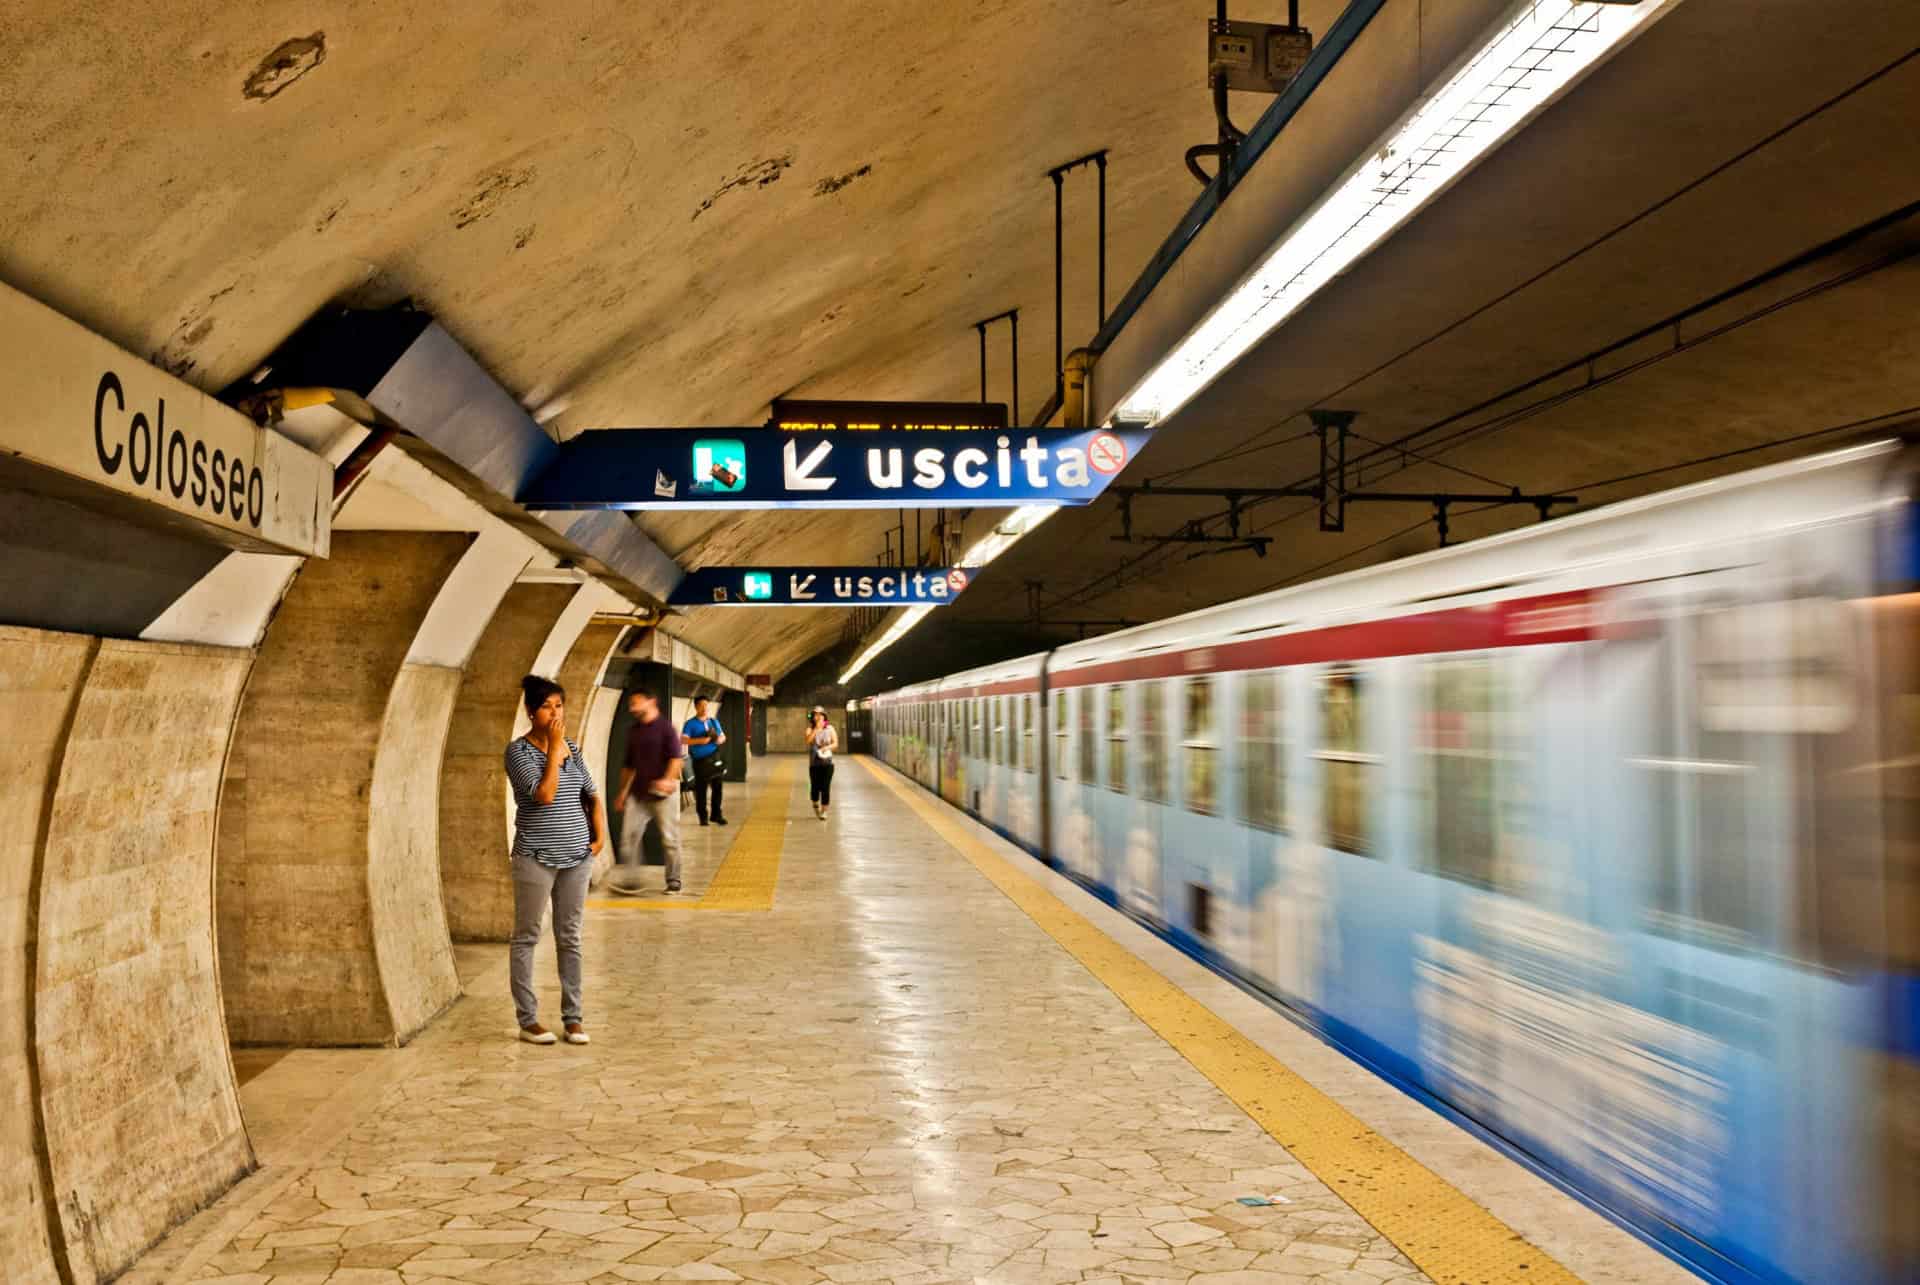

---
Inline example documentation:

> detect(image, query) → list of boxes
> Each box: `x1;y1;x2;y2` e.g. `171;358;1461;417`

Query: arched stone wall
218;531;471;1046
438;582;577;941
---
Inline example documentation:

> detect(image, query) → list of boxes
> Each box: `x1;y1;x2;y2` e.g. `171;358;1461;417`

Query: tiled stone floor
130;756;1671;1285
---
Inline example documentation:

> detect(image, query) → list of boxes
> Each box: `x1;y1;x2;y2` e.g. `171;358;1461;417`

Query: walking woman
807;705;838;819
505;675;605;1045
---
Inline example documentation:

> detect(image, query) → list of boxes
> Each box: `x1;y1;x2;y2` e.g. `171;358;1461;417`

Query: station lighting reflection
838;506;1055;684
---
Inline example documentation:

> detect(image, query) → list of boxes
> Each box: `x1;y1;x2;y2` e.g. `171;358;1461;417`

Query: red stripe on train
877;590;1600;701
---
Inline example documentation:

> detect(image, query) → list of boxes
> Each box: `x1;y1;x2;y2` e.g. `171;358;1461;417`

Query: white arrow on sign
783;439;836;491
790;573;818;599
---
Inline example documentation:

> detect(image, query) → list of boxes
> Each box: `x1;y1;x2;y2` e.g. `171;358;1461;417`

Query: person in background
613;686;684;892
505;675;604;1046
808;705;838;820
682;694;728;826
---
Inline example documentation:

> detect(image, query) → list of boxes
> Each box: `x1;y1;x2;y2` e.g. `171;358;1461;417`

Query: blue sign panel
668;566;974;607
517;425;1149;510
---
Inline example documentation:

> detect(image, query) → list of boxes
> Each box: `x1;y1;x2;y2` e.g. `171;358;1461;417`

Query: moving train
870;441;1918;1285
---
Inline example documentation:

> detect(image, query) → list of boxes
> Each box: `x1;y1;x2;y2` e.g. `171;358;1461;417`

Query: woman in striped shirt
506;675;606;1045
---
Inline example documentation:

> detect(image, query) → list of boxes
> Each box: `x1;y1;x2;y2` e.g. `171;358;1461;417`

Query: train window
1141;681;1168;803
1318;666;1375;856
1021;694;1035;772
1242;670;1285;832
1420;658;1509;888
1054;691;1071;780
1078;686;1097;783
1184;676;1218;815
1107;685;1128;793
1633;609;1759;946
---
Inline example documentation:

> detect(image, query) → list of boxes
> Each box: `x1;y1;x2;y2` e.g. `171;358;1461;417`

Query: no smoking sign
1088;431;1128;475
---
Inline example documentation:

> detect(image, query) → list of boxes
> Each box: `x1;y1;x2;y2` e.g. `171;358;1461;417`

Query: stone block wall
219;531;472;1046
0;627;91;1284
0;628;257;1285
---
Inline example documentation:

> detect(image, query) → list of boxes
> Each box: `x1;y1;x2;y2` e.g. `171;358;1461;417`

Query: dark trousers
809;759;834;806
691;755;724;822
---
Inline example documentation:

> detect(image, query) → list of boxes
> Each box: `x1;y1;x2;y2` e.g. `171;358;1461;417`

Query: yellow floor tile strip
586;757;797;911
857;755;1581;1285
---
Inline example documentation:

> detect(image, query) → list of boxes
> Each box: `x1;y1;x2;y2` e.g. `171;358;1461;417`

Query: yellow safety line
856;755;1581;1285
586;758;797;912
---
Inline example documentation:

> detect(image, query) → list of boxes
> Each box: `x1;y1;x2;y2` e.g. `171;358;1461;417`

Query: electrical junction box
1209;19;1313;94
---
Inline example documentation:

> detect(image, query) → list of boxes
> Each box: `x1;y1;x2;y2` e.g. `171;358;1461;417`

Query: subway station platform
128;756;1686;1285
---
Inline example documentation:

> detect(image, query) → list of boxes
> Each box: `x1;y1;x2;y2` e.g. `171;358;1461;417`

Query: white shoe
564;1023;590;1045
519;1025;557;1045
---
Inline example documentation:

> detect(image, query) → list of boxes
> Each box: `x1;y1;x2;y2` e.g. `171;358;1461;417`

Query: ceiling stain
691;154;793;221
814;163;873;196
452;167;535;229
242;33;326;101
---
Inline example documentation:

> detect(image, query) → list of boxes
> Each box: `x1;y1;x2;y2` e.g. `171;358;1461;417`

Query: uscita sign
519;424;1149;510
668;566;975;607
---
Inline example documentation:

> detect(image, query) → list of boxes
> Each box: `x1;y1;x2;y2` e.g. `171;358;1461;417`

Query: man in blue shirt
682;695;728;826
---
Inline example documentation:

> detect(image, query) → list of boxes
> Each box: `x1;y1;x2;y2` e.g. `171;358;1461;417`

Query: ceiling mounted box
1209;19;1313;94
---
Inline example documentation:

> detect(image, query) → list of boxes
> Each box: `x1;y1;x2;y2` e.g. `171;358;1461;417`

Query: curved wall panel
0;627;93;1285
438;583;576;940
369;663;465;1039
557;621;628;887
36;640;255;1284
218;531;472;1045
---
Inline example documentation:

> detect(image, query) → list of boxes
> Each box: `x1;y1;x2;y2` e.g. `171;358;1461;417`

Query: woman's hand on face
547;710;570;759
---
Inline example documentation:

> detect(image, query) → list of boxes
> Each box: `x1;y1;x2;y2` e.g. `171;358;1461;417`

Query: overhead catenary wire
1036;213;1919;615
1148;49;1920;490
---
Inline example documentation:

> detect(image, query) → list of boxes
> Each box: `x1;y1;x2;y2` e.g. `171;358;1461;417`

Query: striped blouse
505;738;598;868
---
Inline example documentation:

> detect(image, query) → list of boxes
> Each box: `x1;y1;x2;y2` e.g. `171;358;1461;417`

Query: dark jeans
809;759;834;806
691;755;725;822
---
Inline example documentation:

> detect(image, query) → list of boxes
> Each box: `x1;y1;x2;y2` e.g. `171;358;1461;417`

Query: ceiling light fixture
1113;0;1680;426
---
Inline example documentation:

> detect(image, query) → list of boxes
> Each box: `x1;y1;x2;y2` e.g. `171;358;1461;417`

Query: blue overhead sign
517;425;1149;510
669;566;974;607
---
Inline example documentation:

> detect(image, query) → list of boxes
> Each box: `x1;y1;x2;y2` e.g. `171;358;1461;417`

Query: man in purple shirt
612;686;684;893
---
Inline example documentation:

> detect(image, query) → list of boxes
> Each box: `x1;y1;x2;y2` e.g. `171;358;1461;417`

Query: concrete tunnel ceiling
4;2;1918;684
0;0;1261;680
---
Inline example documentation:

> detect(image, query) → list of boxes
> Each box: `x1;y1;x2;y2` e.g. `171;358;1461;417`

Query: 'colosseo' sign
0;282;331;556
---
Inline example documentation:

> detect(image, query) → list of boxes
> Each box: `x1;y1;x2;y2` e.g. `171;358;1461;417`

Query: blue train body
871;443;1919;1285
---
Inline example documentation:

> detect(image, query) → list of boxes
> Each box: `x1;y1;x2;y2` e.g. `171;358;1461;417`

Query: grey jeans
616;792;681;886
510;852;590;1029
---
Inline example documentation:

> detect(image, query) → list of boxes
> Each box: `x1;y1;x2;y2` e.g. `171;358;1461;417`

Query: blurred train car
873;441;1917;1285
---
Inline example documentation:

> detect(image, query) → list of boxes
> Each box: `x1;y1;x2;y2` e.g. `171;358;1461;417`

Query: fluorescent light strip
1115;0;1677;425
837;506;1055;684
